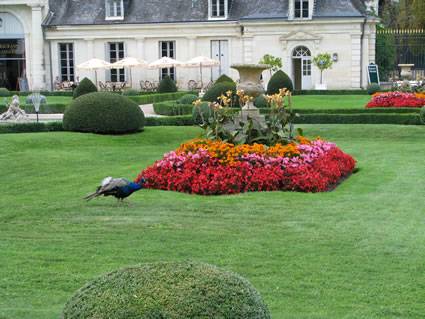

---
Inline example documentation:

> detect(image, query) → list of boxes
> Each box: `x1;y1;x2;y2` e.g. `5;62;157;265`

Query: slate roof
46;0;366;26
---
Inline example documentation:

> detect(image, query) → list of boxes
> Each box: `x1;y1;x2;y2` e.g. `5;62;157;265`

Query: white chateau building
0;0;379;91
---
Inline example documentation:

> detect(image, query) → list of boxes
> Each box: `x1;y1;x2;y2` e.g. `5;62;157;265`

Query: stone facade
0;0;379;91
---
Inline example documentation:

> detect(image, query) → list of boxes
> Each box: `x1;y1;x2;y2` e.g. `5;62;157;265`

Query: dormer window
209;0;229;19
106;0;124;20
294;0;309;18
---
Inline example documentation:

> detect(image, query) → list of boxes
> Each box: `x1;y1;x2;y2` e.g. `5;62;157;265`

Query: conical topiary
157;75;177;93
215;74;235;84
266;70;294;94
72;77;98;100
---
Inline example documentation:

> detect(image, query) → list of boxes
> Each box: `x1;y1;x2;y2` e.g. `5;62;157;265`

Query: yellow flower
226;90;233;97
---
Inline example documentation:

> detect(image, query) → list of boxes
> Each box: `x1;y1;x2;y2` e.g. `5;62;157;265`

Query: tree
311;53;333;84
379;0;425;28
258;54;282;77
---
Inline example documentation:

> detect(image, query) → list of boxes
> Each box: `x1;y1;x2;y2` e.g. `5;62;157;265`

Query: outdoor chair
144;80;154;91
187;80;197;91
99;81;108;91
140;80;148;91
205;81;215;90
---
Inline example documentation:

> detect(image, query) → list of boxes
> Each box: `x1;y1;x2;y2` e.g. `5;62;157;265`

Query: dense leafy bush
178;93;199;104
145;115;194;126
153;101;193;115
293;113;421;125
0;88;10;97
267;70;293;94
72;77;98;100
202;82;237;103
214;74;235;84
420;106;425;124
122;88;139;96
128;91;191;104
367;83;382;95
62;261;271;319
254;94;268;108
192;101;213;124
25;95;47;105
157;75;177;93
0;122;64;134
63;92;144;134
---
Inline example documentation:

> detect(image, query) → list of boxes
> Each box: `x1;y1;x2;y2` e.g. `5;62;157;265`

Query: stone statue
0;95;28;123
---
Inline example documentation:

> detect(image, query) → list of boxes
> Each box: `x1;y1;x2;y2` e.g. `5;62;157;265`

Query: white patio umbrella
184;56;220;91
77;58;113;88
111;57;148;88
148;56;186;69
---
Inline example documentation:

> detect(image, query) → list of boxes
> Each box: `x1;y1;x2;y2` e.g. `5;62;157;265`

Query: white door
302;57;312;89
211;40;228;81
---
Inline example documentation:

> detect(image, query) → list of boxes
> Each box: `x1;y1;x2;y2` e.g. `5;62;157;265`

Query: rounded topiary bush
62;261;271;319
178;93;199;105
254;94;268;108
72;77;98;100
202;82;237;103
25;95;47;105
63;92;144;134
0;87;10;97
266;70;294;94
420;106;425;125
122;88;139;96
192;101;213;124
215;74;235;84
367;83;382;95
157;75;177;93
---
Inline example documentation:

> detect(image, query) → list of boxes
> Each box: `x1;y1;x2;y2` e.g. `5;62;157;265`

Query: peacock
83;175;146;206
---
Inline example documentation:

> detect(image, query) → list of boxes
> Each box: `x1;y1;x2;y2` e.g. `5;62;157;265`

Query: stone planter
315;83;327;90
398;64;414;88
230;64;270;120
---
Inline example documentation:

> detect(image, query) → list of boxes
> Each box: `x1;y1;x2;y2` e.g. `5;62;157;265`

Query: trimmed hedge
0;103;69;114
215;74;235;84
72;77;98;100
122;88;139;96
63;92;145;134
0;88;11;97
145;115;194;126
0;122;63;134
293;113;421;125
153;101;193;116
128;91;193;104
202;82;237;103
192;102;213;125
178;93;199;105
420;106;425;124
62;261;271;319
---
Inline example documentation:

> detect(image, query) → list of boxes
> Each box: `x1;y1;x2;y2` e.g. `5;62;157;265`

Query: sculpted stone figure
0;95;28;123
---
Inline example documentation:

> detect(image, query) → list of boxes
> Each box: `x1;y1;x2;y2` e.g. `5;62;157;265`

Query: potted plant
312;53;333;90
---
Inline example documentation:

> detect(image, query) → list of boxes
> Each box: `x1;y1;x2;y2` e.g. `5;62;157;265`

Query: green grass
0;125;424;318
291;95;371;110
0;96;72;105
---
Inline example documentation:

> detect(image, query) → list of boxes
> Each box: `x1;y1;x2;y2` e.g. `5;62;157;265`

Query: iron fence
376;29;425;81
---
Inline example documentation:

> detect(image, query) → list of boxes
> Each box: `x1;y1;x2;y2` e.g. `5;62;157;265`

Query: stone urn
231;64;270;119
398;64;414;88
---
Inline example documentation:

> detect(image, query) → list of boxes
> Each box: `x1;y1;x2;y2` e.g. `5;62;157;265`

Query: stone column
351;34;361;89
242;35;254;64
361;24;370;89
29;4;45;90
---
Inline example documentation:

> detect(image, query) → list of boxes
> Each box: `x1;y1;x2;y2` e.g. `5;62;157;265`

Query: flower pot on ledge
315;83;327;90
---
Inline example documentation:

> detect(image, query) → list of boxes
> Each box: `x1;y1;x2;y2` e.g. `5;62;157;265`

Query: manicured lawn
0;125;424;318
291;95;371;110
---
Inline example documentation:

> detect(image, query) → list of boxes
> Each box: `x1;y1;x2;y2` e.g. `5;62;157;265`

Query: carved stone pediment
280;31;322;42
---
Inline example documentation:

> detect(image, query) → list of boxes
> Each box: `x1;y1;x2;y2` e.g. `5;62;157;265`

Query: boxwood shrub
420;106;425;124
62;261;271;319
153;101;193;115
63;92;145;134
267;70;294;94
122;88;139;96
72;77;98;100
367;83;382;95
0;122;64;134
0;88;11;97
157;75;177;93
178;93;199;105
215;74;235;84
192;101;214;124
202;82;237;103
128;91;191;104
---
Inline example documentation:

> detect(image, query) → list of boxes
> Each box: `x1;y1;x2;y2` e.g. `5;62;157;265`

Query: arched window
292;46;311;57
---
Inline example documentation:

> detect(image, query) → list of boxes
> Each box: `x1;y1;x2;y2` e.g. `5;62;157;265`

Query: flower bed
365;91;425;108
136;137;356;195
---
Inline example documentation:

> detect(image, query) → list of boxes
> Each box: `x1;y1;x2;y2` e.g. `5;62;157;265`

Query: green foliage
0;122;64;134
254;94;268;108
178;93;199;105
157;75;177;93
367;83;382;95
266;70;294;94
122;88;139;96
0;88;10;97
145;115;194;126
72;77;98;100
420;106;425;124
214;74;235;84
293;113;421;125
375;32;396;81
128;91;192;104
202;82;237;103
293;89;368;95
153;101;193;115
258;54;282;72
312;53;333;84
63;92;145;134
192;101;214;125
25;95;47;105
62;261;271;319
